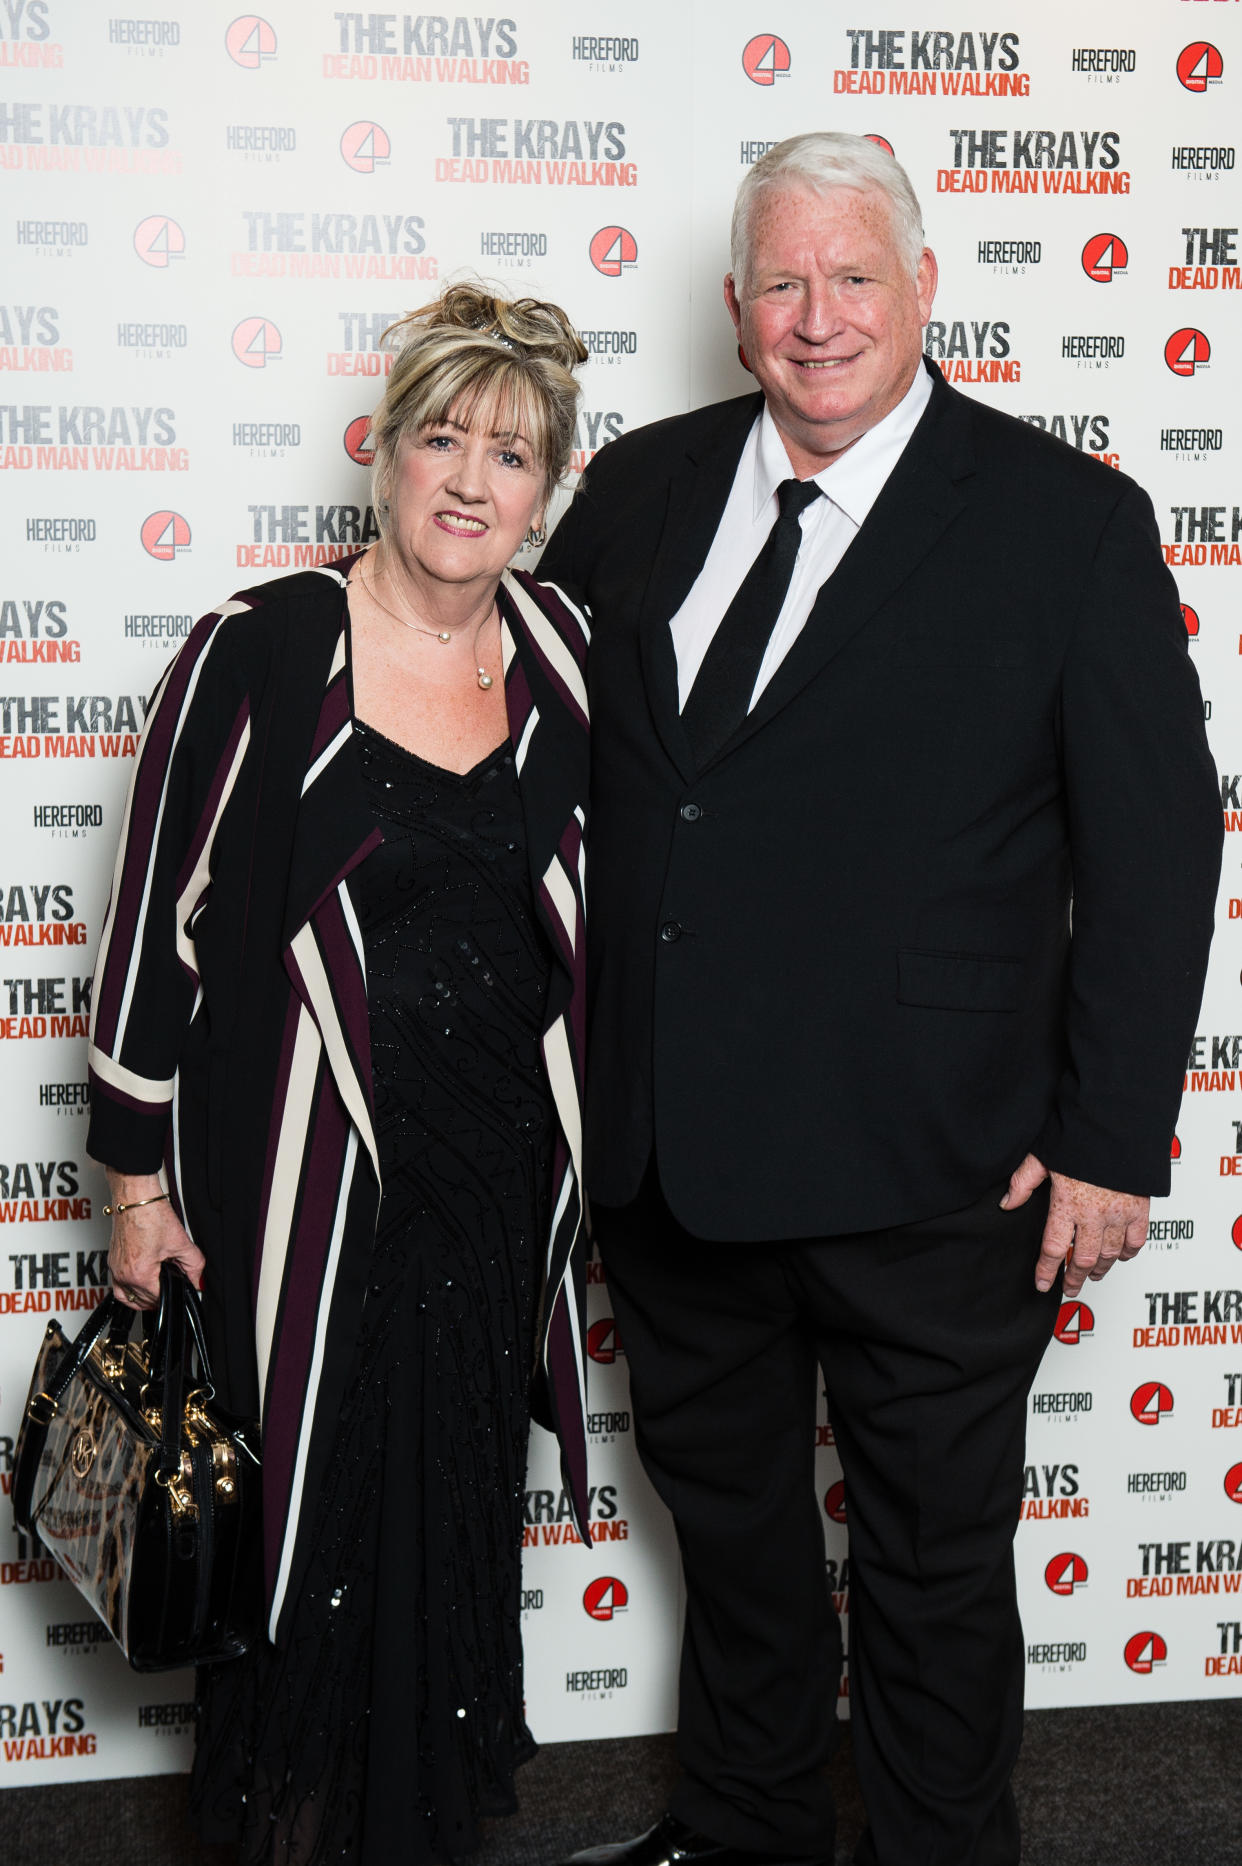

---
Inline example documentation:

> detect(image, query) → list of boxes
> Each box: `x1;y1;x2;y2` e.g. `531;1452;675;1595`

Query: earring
737;343;752;373
524;521;548;549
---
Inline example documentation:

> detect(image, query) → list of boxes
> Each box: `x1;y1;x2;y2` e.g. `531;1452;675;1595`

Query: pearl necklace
358;559;496;690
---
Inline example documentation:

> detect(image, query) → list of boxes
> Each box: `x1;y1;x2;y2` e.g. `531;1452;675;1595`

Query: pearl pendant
477;670;493;690
437;629;451;643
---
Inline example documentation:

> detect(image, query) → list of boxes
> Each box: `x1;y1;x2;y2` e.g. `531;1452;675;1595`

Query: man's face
725;183;937;474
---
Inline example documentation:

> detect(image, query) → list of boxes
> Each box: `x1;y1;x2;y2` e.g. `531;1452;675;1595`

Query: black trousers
593;1169;1058;1866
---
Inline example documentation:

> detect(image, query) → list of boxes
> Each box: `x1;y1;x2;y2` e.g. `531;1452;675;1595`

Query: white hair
731;132;926;292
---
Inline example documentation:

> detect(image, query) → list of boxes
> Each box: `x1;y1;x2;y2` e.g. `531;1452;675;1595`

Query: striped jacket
86;559;592;1644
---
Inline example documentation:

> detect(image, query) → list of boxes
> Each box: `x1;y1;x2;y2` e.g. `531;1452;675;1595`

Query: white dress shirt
670;363;933;711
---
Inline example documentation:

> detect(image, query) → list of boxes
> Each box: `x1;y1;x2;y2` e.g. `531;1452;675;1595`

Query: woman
86;283;592;1865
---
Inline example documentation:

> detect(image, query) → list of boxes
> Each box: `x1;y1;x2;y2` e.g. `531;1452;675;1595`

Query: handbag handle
19;1264;212;1503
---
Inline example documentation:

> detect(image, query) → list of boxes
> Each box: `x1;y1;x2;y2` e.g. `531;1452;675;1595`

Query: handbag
12;1262;262;1671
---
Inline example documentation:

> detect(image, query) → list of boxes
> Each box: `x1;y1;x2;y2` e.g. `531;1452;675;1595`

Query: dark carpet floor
2;1700;1239;1865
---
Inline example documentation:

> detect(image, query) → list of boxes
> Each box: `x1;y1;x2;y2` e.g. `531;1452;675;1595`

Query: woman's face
383;400;546;594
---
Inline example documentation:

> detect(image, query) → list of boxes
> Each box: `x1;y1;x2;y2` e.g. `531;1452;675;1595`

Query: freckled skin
724;184;938;476
725;181;1152;1291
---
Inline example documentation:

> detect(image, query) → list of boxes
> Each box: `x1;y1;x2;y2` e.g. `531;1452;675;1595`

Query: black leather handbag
13;1263;262;1671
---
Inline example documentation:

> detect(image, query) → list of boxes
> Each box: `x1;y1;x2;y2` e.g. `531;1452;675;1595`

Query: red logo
742;35;791;86
1045;1552;1088;1596
1233;1215;1242;1250
586;1318;624;1364
864;135;895;157
226;15;277;68
1054;1301;1095;1346
1177;43;1223;95
1124;1631;1168;1674
341;121;391;174
823;1481;847;1525
1131;1382;1174;1426
343;416;376;465
1165;328;1211;377
1225;1464;1242;1505
231;316;281;368
1171;1133;1183;1159
133;216;185;269
1179;608;1199;642
583;1575;628;1621
141;511;191;561
589;226;637;278
1081;232;1128;284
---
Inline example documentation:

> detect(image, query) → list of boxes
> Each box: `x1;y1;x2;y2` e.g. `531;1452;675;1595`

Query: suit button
660;921;682;943
679;802;702;822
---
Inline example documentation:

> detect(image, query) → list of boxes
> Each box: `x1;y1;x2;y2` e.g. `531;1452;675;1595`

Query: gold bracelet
102;1192;170;1216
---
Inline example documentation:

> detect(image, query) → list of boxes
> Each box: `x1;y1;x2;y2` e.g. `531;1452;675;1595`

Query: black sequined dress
191;722;554;1866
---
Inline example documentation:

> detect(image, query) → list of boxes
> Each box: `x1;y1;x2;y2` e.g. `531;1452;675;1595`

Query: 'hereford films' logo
1181;606;1199;640
1233;1215;1242;1251
1045;1553;1088;1596
1225;1463;1242;1505
227;16;277;69
1131;1382;1174;1426
343;417;375;465
1054;1301;1094;1345
583;1576;628;1621
1082;233;1127;283
232;317;281;368
341;122;390;174
743;35;791;86
141;511;191;561
1177;43;1223;96
590;227;637;278
823;1480;847;1525
1124;1631;1167;1675
1165;328;1210;377
134;217;185;269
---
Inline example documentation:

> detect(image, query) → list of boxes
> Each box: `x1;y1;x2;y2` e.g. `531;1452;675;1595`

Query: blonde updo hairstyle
370;282;589;531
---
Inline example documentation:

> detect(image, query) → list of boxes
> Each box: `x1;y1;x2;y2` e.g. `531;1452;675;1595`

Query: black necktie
681;476;823;766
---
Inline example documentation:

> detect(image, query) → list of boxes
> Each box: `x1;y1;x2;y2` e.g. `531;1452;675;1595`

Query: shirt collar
753;362;933;525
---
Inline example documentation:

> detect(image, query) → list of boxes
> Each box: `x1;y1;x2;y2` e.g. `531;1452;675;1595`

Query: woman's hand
105;1170;206;1310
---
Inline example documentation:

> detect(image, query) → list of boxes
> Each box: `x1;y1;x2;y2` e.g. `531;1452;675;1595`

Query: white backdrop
1;0;1240;1789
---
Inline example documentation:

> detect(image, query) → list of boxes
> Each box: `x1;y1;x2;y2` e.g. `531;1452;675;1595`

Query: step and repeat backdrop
0;0;1240;1792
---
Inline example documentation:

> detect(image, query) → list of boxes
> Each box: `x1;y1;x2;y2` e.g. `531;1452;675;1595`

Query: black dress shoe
561;1812;832;1866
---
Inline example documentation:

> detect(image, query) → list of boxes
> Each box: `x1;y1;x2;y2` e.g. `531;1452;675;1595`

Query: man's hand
105;1170;206;1310
1001;1153;1149;1299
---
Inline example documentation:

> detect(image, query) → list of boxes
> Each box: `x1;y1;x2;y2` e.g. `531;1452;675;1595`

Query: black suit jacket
540;365;1223;1239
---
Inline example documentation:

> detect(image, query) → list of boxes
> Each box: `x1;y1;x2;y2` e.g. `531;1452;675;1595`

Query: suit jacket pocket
897;948;1024;1013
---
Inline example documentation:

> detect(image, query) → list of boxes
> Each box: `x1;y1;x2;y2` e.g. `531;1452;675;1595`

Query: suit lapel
710;369;976;767
499;569;588;1104
280;568;382;1181
637;394;764;783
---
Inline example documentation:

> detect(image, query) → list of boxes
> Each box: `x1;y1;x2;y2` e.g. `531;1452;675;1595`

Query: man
539;134;1221;1866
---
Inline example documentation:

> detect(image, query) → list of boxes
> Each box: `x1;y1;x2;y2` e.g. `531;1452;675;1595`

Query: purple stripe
93;612;234;1048
500;582;588;732
308;666;350;764
87;1067;172;1119
556;819;588;1065
252;992;304;1303
261;1083;350;1595
517;570;589;672
503;657;533;741
523;632;588;732
547;1286;590;1542
173;697;250;899
313;891;373;1108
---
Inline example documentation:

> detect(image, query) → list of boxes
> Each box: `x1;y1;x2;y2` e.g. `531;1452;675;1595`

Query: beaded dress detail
191;720;554;1866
